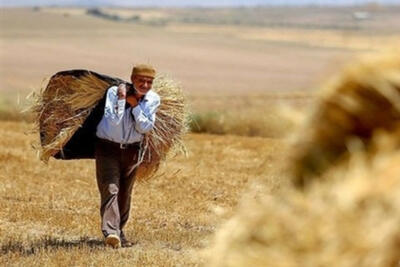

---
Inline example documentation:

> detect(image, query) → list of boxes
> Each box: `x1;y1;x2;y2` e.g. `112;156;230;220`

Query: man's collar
141;90;153;102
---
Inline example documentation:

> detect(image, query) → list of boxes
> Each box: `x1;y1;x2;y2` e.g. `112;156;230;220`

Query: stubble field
1;6;399;266
0;121;284;266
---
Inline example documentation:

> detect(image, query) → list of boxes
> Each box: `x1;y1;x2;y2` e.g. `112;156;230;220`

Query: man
95;64;160;248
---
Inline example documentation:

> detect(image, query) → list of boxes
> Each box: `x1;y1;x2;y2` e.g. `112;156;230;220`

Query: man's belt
97;138;141;150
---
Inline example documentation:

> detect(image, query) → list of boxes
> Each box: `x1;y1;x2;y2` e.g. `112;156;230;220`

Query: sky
1;0;399;7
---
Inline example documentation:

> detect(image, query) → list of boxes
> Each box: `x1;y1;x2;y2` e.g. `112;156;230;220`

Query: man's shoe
105;234;121;248
120;231;135;248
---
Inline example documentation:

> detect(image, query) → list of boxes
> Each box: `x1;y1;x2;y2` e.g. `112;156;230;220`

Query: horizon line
1;3;400;8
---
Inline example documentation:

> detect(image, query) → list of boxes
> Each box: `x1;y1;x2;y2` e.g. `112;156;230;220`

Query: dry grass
0;106;32;122
189;107;296;138
0;121;285;266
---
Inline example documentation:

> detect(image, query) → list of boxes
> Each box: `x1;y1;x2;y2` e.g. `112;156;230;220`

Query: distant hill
1;0;399;7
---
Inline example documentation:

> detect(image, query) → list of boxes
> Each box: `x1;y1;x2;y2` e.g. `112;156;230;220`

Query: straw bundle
136;75;188;180
31;70;188;181
208;139;400;267
31;71;111;160
207;51;400;267
291;52;400;187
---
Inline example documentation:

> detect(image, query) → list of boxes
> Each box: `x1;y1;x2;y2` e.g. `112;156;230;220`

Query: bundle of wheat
30;70;188;181
291;52;400;187
136;75;188;179
208;140;400;267
207;51;400;266
30;71;111;161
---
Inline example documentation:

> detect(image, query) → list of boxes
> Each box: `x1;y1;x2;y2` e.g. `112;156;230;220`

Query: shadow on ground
1;236;104;256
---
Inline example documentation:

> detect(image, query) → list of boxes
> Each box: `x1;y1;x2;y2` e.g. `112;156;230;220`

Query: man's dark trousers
95;138;139;237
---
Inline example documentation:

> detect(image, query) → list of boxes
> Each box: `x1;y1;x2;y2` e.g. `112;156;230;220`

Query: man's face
132;75;154;97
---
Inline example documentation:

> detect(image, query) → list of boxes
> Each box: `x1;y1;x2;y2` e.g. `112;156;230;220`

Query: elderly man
95;64;160;248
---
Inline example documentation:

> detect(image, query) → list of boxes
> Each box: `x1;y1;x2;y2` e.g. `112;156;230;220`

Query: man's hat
131;64;156;79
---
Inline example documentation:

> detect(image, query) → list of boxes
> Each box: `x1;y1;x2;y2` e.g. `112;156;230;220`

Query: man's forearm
131;105;156;133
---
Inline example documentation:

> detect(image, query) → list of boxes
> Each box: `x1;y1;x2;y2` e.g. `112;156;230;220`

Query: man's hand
117;84;127;100
126;95;138;107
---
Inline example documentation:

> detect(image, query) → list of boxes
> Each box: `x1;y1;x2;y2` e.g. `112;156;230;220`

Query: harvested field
1;5;400;266
0;121;285;266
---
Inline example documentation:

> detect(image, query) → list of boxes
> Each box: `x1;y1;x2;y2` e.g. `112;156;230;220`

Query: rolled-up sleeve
131;93;160;133
103;86;125;126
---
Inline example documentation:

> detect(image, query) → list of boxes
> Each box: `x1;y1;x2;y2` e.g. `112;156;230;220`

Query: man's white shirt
96;86;160;144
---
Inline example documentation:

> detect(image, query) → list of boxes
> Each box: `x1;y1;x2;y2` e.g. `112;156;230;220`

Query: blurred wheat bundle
207;51;400;266
31;70;188;181
291;52;400;187
208;140;400;267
